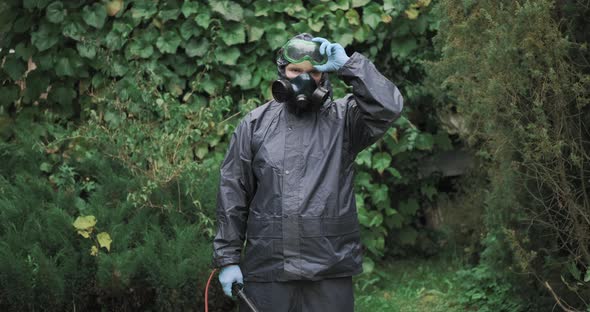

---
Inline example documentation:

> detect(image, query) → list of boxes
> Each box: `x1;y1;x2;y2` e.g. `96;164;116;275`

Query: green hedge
0;0;456;310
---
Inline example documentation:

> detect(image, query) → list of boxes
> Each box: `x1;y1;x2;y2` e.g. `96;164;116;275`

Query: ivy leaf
418;0;432;7
405;7;419;20
254;0;271;16
106;0;123;17
97;232;112;251
345;9;360;26
31;22;60;51
392;37;418;58
372;152;392;174
333;32;353;47
78;230;91;238
353;25;369;42
362;257;375;274
181;1;199;17
125;39;154;59
82;3;107;29
383;0;396;12
77;42;96;59
364;233;385;256
233;67;253;89
363;3;382;30
210;1;243;21
370;184;389;206
215;46;240;65
265;23;288;49
180;19;200;41
197;73;225;95
309;4;329;32
105;21;133;50
358;207;370;227
12;15;33;34
131;1;158;20
415;132;434;150
46;1;66;24
63;19;87;41
386;167;402;179
355;149;372;167
2;55;26;81
247;25;264;42
73;215;97;230
158;7;181;21
369;213;384;227
156;30;182;54
196;143;209;159
219;23;245;46
185;38;209;57
352;0;371;8
307;17;324;33
356;194;365;210
329;0;349;11
284;1;306;18
55;57;76;77
385;207;398;216
56;49;84;77
355;171;372;189
195;11;211;28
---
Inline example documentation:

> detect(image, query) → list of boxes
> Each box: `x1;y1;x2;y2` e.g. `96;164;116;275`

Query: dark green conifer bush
431;0;590;310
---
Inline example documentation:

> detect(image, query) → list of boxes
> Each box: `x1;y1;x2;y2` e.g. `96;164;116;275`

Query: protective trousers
238;277;354;312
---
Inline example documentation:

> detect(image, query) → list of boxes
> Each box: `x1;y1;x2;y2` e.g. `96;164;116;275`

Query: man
212;33;404;311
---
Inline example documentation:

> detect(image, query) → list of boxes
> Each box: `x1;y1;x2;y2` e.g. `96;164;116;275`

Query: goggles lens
282;39;327;65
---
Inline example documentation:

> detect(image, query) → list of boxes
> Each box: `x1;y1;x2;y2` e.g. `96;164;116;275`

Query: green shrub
430;0;590;310
0;0;462;309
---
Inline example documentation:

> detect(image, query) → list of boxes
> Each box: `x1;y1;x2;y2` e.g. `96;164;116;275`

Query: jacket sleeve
338;52;404;155
212;116;256;268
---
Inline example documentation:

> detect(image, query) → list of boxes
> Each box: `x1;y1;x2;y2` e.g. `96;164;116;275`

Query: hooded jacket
212;50;404;282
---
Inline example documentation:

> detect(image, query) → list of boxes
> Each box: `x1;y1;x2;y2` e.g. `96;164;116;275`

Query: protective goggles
281;39;327;65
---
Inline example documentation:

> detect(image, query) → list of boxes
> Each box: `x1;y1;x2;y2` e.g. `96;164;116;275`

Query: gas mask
271;73;329;114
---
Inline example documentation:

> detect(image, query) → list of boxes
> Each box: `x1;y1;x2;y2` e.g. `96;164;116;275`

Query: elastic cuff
212;257;240;269
337;52;362;76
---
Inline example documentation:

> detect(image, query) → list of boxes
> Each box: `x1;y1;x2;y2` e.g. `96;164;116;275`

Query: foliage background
0;0;588;311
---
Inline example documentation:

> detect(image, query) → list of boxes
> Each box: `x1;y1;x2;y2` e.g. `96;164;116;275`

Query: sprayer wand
232;282;260;312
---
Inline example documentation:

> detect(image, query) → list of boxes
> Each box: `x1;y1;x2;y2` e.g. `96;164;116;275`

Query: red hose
205;268;218;312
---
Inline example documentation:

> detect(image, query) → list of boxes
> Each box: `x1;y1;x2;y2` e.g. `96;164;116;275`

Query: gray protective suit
212;51;404;283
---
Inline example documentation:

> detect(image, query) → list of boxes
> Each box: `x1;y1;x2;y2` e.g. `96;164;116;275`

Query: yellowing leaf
97;232;112;251
73;215;97;230
417;0;431;7
405;8;419;19
90;245;99;256
77;229;91;238
345;9;360;26
381;14;392;23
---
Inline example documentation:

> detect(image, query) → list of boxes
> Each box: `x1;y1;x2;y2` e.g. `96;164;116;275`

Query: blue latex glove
218;264;243;297
312;37;350;72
